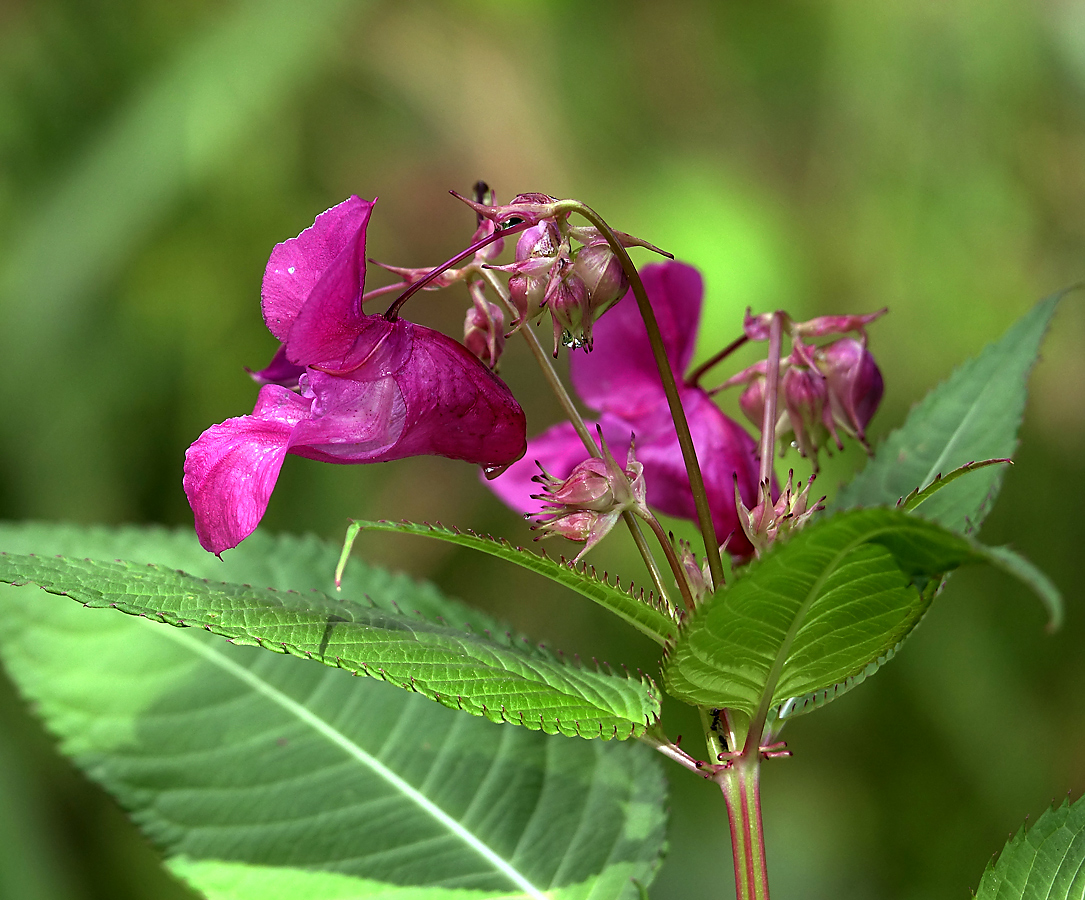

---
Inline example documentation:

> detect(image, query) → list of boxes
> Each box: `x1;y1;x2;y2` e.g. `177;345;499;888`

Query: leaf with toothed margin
663;508;1060;726
975;793;1085;899
833;291;1066;532
345;519;680;645
0;534;660;742
899;458;1012;513
0;523;667;900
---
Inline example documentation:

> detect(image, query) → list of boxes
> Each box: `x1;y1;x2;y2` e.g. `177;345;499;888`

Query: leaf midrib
917;371;1000;490
155;623;547;900
747;530;885;730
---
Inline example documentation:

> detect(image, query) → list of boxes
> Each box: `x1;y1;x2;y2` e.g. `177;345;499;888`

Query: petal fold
183;386;311;554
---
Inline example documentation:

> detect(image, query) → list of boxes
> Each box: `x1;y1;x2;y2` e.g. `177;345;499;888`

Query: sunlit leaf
662;509;1059;721
0;524;666;900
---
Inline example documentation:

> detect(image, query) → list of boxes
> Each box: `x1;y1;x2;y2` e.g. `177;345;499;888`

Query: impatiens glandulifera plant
0;183;1076;900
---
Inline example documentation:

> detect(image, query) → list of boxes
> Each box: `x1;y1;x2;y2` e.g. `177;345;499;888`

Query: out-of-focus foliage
0;0;1082;898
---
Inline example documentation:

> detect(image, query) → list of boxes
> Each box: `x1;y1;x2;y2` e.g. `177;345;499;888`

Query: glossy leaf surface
663;509;1059;717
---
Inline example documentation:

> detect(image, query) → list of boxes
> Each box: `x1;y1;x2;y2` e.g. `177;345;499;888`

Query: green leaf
976;794;1085;899
345;520;679;645
0;523;667;900
899;458;1012;512
662;508;1059;721
832;292;1064;532
0;550;659;742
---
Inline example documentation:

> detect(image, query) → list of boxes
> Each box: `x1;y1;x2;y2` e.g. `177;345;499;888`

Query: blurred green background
1;0;1083;897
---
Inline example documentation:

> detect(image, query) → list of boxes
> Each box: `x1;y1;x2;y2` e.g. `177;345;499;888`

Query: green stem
559;201;725;590
639;510;697;613
759;314;783;487
475;267;673;607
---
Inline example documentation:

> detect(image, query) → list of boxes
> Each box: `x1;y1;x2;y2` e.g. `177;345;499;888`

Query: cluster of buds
463;280;505;370
735;470;823;558
530;433;648;563
458;191;665;355
723;309;885;468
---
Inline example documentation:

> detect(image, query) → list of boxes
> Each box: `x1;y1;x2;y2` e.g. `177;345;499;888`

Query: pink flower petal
183;386;312;555
262;196;375;344
571;261;703;418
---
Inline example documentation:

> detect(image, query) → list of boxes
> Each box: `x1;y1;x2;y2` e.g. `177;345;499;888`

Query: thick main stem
717;759;771;900
560;201;725;590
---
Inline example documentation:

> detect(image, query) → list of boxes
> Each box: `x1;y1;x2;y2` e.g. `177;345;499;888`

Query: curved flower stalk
184;196;526;555
486;261;762;557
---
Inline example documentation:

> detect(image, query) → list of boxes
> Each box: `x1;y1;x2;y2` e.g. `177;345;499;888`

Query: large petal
261;196;375;344
183;385;312;555
289;321;526;468
571;261;703;418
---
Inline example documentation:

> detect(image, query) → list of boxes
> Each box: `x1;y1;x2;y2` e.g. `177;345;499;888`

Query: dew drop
482;462;512;480
288;266;296;275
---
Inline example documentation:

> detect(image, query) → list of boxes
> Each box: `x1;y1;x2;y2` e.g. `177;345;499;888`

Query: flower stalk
477;266;679;609
559;201;725;589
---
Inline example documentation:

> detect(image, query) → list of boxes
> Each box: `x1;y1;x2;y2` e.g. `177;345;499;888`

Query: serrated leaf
0;523;667;900
976;794;1085;899
663;509;1059;721
899;458;1012;512
347;520;679;645
0;550;659;741
833;292;1064;531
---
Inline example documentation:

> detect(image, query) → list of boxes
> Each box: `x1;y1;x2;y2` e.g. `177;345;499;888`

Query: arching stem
557;201;725;590
475;267;676;610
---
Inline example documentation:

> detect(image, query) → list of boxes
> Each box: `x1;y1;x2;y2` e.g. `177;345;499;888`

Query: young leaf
0;526;667;900
0;551;659;740
832;292;1064;532
662;508;1059;721
344;520;679;644
975;794;1085;899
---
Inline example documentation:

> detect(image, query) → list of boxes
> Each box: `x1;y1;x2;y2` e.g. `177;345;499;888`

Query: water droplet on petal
288;266;296;274
483;462;512;480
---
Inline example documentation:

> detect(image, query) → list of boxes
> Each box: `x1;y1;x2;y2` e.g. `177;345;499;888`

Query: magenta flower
486;261;762;556
185;196;527;555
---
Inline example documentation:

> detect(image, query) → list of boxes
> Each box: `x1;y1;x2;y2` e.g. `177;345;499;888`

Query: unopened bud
546;272;590;354
817;338;884;447
504;222;564;326
463;284;505;369
451;190;562;228
571;241;629;316
736;471;824;557
531;432;647;561
780;365;839;464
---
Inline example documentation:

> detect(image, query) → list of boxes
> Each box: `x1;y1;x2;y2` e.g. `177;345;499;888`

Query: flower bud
505;222;564;327
546;272;590;354
735;471;823;557
451;190;562;228
817;338;884;447
463;284;505;369
571;241;629;317
531;433;647;561
780;365;838;463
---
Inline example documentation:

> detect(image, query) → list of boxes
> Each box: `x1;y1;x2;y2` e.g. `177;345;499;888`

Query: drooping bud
546;271;591;354
531;432;647;562
570;241;629;318
816;337;884;448
463;282;505;369
780;364;839;465
504;222;565;327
